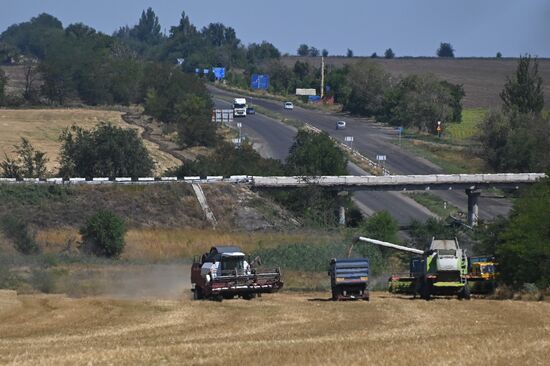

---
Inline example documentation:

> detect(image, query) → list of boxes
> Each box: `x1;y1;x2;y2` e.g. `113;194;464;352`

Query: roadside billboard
296;88;317;96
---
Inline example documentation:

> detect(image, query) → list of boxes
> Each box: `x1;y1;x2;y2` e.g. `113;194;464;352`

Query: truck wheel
193;287;204;300
242;293;256;300
420;283;431;301
460;285;471;300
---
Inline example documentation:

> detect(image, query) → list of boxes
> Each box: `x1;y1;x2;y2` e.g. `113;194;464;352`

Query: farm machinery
191;246;283;301
357;237;471;300
328;258;370;301
466;256;498;294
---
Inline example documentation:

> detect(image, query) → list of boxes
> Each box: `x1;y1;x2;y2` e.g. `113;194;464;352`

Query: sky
2;0;549;57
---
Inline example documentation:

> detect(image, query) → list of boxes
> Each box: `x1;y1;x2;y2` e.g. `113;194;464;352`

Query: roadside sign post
376;154;387;175
397;127;403;146
344;136;354;150
237;122;242;142
437;121;442;139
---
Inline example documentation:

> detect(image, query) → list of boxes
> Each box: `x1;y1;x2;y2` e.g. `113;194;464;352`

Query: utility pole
320;56;325;99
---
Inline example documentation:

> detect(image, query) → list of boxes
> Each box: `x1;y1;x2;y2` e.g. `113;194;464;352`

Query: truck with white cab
233;98;247;117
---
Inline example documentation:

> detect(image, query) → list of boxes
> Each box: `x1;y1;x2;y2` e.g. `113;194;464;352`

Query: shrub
80;210;127;258
0;215;40;255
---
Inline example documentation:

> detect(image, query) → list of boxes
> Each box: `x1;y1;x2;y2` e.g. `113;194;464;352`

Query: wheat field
0;109;181;175
0;290;548;365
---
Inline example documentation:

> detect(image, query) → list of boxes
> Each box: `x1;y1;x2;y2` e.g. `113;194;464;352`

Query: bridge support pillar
466;188;481;227
339;206;346;226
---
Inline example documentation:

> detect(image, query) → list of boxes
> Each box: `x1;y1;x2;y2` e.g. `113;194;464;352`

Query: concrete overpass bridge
251;173;545;226
1;173;545;227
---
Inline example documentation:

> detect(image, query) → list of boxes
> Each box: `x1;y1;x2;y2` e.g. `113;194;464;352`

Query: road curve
209;85;513;222
211;88;435;225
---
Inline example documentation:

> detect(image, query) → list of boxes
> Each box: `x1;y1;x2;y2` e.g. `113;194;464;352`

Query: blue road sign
251;74;269;89
203;69;210;75
213;67;225;79
308;95;321;102
195;68;200;74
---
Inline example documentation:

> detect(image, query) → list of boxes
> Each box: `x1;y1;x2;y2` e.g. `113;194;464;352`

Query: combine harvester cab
191;246;283;301
328;258;369;301
358;237;470;300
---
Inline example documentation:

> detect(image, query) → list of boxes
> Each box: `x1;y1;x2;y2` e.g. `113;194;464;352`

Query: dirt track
1;290;548;365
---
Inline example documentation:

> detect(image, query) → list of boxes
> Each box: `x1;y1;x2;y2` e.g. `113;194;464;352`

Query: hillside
0;108;181;175
282;57;550;108
0;183;298;232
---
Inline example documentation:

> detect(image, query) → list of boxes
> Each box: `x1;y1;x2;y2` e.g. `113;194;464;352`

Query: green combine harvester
357;237;470;300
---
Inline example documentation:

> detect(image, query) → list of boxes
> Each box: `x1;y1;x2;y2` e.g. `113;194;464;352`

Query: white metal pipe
357;237;424;255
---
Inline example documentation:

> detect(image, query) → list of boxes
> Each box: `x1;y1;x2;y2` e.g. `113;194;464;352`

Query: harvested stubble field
0;108;181;175
0;290;548;365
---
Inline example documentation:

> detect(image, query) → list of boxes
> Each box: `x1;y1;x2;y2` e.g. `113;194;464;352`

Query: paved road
209;86;513;222
213;94;435;226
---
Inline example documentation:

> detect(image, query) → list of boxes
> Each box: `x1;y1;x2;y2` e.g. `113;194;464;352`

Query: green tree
133;8;162;44
322;49;329;57
437;42;455;57
286;130;348;176
500;55;544;114
247;41;280;64
309;47;320;57
384;48;395;59
80;210;126;258
381;74;460;132
0;138;48;178
345;61;391;117
176;94;218;147
480;111;550;172
496;52;502;58
346;49;354;58
370;52;378;58
58;122;155;178
360;211;399;243
297;44;310;56
493;178;550;288
169;142;283;177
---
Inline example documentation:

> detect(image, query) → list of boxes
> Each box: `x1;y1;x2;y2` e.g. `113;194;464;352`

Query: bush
59;122;155;178
80;210;127;258
0;215;40;255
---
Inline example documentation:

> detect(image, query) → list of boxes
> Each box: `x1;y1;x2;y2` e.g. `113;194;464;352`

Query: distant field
0;109;181;175
282;57;550;109
1;291;548;365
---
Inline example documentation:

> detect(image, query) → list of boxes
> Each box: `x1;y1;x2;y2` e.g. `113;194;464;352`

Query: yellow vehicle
467;257;498;294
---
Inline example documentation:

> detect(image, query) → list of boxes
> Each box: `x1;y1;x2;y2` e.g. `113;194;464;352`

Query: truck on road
233;98;247;117
191;246;283;301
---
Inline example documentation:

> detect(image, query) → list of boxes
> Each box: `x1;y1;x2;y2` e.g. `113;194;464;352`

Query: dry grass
0;108;181;175
36;228;337;261
0;291;548;365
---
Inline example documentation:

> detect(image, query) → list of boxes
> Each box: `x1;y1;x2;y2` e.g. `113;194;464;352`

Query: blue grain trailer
328;258;369;301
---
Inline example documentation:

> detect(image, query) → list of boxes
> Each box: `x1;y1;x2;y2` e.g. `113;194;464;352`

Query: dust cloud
65;264;192;300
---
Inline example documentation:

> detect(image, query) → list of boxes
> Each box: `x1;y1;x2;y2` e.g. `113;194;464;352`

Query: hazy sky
2;0;549;57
